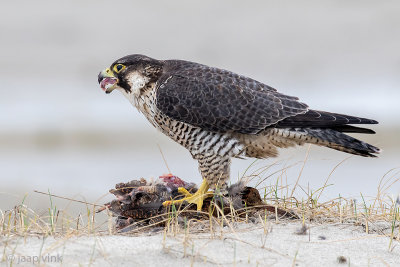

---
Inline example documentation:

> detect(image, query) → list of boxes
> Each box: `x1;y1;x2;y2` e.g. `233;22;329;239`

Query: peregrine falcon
98;54;380;211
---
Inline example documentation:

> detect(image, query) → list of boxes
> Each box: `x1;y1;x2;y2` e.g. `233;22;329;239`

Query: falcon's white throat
118;71;150;107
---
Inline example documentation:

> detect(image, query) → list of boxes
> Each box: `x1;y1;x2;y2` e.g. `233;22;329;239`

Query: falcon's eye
113;64;126;73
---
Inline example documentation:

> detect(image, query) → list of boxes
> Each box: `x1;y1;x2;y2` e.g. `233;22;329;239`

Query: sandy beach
2;221;399;266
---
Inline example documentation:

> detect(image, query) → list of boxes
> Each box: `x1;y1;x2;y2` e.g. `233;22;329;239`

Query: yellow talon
177;187;192;197
163;179;211;211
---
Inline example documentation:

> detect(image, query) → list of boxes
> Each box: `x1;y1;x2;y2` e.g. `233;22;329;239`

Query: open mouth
99;77;118;93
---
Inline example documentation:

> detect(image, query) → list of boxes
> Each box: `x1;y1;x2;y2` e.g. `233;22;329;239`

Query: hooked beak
98;68;118;94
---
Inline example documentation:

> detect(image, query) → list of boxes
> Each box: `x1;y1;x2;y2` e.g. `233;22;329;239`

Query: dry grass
1;156;400;264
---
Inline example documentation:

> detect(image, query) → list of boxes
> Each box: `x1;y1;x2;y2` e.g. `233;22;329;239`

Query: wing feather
156;60;309;134
276;110;378;128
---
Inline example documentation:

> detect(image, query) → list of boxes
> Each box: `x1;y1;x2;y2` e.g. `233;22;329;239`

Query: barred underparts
98;54;380;190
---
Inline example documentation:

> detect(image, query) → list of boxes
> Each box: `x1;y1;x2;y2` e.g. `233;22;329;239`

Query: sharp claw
196;200;203;212
162;200;172;207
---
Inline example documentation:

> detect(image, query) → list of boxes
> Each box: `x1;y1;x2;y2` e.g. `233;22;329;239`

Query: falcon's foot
163;179;211;211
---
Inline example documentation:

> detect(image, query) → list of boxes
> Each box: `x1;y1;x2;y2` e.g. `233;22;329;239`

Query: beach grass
1;155;400;266
1;159;399;239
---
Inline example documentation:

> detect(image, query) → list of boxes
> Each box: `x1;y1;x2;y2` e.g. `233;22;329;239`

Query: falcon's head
98;54;163;94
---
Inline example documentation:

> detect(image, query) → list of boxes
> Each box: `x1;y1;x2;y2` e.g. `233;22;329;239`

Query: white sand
2;222;399;266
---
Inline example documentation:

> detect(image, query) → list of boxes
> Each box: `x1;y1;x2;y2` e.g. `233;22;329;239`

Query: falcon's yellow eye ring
113;64;126;73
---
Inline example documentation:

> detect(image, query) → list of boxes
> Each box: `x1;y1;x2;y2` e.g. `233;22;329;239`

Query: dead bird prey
98;54;380;211
98;175;293;231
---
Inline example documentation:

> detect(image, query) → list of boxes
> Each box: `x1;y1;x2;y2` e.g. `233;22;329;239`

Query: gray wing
156;60;309;134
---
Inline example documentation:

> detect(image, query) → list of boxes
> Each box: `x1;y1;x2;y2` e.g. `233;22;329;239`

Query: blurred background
1;0;399;213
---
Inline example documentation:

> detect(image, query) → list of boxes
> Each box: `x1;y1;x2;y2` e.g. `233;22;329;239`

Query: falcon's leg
197;154;231;191
162;179;211;211
163;154;231;211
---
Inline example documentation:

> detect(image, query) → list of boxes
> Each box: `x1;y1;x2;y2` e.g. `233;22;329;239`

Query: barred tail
301;128;380;157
